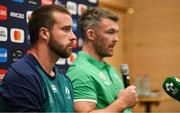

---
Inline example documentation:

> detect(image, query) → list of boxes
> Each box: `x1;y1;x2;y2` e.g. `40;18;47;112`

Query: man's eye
106;31;115;34
64;28;70;32
62;27;71;32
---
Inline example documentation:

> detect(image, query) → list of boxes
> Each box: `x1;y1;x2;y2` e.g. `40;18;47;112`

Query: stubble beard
48;35;72;58
94;43;113;58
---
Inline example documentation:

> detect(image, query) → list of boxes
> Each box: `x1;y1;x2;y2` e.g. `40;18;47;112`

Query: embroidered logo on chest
99;72;110;86
65;87;71;99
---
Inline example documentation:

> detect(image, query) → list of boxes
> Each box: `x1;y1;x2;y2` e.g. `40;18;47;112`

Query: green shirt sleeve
67;67;97;102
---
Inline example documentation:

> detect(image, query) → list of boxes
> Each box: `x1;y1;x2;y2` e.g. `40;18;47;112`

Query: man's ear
39;27;50;41
86;29;96;41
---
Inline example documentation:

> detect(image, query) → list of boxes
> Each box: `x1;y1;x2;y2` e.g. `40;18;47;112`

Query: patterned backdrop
0;0;98;81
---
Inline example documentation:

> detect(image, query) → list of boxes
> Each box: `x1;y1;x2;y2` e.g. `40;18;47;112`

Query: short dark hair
28;4;70;46
78;7;119;40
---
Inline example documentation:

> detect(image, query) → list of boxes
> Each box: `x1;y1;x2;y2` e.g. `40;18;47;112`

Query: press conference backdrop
0;0;98;81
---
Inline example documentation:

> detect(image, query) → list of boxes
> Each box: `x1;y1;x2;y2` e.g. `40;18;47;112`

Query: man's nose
113;33;119;42
70;31;77;41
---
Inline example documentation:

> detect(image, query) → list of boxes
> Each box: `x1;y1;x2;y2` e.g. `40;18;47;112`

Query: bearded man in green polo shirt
67;7;138;113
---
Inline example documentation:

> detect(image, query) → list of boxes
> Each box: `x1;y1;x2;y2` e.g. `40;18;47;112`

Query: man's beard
48;35;72;58
94;43;113;58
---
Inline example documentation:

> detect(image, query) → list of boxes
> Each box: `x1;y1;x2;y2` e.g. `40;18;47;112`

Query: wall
99;0;180;112
126;0;180;112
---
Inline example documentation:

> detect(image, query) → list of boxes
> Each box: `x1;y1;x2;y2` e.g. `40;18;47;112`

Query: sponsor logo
41;0;53;6
72;19;77;32
26;10;33;23
12;0;24;3
65;87;71;99
78;38;84;48
0;48;7;63
12;50;23;61
56;58;66;65
67;52;77;65
78;4;87;15
0;5;7;20
10;28;24;43
10;11;24;19
54;0;61;5
88;0;97;4
0;69;7;80
28;0;38;5
0;26;7;41
51;84;58;93
66;1;77;15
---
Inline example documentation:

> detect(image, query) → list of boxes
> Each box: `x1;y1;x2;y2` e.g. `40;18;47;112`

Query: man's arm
74;85;138;113
1;67;43;112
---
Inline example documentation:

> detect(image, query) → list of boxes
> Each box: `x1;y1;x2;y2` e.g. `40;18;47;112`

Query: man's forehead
100;18;119;29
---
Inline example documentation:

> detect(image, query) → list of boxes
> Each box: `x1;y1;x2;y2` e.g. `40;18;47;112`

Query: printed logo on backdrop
12;0;24;3
0;69;7;80
66;1;77;15
78;38;84;48
26;11;33;23
67;52;77;65
0;48;7;63
88;0;97;4
10;11;25;19
12;50;23;61
72;19;77;32
56;58;66;65
0;26;8;41
28;0;38;5
0;5;7;20
41;0;53;6
54;0;62;5
10;28;24;43
78;4;87;15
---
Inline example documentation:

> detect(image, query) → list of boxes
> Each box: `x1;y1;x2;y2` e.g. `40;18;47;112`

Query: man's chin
107;51;113;57
102;53;113;57
61;52;72;58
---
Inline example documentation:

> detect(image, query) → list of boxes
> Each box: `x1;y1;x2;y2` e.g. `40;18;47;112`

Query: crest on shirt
99;72;107;81
65;87;71;99
99;72;110;85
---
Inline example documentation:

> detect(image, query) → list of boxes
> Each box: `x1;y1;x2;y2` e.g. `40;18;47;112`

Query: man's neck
29;45;58;77
82;44;104;62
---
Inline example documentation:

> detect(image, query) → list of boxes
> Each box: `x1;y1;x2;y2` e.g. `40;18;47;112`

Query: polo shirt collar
78;51;109;69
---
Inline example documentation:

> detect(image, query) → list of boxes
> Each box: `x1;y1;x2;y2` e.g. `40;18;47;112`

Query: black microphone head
120;64;129;76
162;76;180;102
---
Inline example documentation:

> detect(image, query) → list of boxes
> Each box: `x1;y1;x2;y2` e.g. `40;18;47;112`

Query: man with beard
67;7;138;113
0;5;76;112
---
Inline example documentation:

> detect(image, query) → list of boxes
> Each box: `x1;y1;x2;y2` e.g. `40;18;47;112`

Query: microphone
162;76;180;102
120;64;130;88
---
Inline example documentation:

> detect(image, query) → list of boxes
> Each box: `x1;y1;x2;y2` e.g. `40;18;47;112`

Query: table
138;95;167;113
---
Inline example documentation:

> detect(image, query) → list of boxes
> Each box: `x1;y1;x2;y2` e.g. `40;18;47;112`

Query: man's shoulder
11;55;34;72
3;55;43;88
7;55;39;80
69;56;91;70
